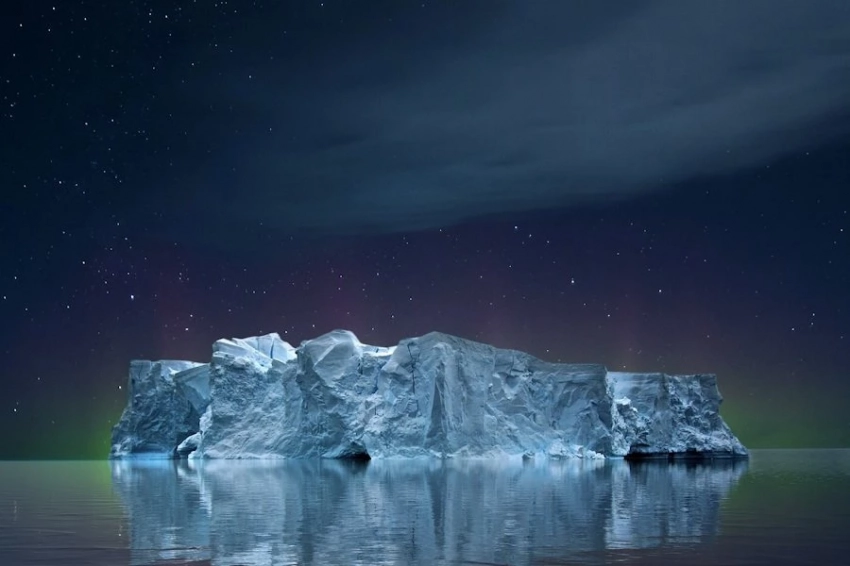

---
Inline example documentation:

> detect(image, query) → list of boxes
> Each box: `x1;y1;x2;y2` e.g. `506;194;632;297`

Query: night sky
2;1;849;459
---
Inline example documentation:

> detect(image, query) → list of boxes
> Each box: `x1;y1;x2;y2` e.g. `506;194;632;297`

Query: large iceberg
110;330;747;460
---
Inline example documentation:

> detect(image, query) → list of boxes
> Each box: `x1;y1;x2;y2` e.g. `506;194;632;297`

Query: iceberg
110;330;747;460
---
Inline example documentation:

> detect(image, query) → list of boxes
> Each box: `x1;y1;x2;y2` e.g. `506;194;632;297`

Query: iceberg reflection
111;457;746;565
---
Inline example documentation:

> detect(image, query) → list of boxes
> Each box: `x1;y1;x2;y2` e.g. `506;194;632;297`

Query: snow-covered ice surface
110;330;747;460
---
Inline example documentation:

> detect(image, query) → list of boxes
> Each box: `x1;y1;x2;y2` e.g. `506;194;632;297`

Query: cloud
170;1;850;234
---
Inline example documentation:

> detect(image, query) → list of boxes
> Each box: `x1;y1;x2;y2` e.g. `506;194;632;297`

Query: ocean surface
0;449;847;565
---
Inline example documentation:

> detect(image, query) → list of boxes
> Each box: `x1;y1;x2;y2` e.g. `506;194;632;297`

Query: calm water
0;450;848;565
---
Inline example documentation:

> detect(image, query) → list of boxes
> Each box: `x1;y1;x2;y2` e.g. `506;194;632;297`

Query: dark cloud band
166;1;850;234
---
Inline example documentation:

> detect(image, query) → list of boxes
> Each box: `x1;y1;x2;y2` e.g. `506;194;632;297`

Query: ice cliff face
110;330;747;459
110;360;208;456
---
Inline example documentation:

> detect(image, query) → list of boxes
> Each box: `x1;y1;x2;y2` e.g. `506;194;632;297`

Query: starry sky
2;1;849;459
